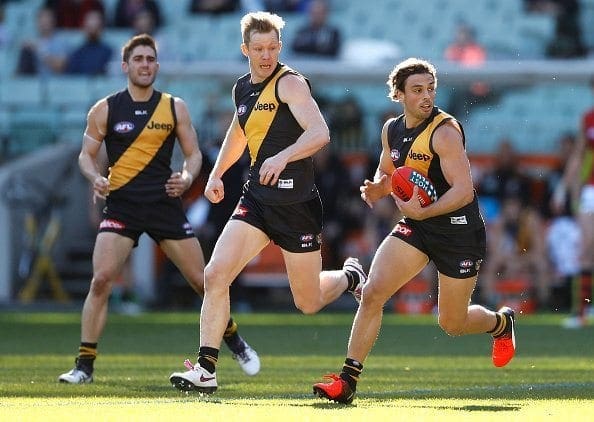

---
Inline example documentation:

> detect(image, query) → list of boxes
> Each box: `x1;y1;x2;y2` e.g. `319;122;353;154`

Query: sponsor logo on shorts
278;179;293;189
237;104;247;116
233;205;248;217
99;219;125;230
450;216;468;225
183;222;194;235
114;121;134;133
300;234;314;242
459;258;474;274
392;222;412;236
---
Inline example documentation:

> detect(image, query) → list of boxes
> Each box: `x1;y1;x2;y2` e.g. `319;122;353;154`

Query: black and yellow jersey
387;106;483;229
234;62;317;205
105;89;176;202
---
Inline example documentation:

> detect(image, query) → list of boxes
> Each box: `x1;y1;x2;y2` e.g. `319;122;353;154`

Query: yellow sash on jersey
244;68;288;165
403;111;459;176
109;93;174;191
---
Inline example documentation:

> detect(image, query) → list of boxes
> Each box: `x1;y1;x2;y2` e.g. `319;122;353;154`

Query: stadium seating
0;0;587;161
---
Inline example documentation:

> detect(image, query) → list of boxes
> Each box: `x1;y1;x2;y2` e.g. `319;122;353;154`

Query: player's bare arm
397;121;474;220
78;98;109;202
166;97;202;198
205;112;248;204
259;73;329;186
360;119;394;207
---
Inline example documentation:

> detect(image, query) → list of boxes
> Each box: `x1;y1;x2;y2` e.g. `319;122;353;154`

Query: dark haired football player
314;57;516;404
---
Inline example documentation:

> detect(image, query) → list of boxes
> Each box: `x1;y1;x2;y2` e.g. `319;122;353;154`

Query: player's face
123;45;159;88
397;73;436;127
241;30;282;83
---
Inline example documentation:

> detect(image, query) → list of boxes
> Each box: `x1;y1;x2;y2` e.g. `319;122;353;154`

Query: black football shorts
230;191;323;253
390;217;486;278
99;196;195;246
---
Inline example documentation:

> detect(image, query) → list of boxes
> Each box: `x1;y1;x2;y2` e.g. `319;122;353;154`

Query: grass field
0;311;593;421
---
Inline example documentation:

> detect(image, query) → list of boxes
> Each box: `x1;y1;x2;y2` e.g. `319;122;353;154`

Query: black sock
76;342;97;374
345;270;358;292
198;346;219;374
488;312;509;338
340;358;363;391
222;318;245;354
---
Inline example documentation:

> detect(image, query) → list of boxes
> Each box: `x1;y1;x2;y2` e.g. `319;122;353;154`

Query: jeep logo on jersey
254;102;276;111
237;104;247;116
408;151;431;161
390;149;400;161
114;121;134;133
147;120;174;131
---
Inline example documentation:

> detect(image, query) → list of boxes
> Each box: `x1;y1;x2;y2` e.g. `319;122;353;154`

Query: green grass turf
0;311;592;420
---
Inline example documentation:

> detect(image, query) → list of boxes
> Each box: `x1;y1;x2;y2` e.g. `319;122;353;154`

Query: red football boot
313;374;355;404
492;307;516;367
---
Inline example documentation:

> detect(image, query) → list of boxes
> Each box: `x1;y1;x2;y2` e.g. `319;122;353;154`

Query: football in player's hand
391;166;437;207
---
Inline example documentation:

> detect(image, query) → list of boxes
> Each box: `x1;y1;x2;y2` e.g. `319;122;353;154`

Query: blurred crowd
1;0;592;317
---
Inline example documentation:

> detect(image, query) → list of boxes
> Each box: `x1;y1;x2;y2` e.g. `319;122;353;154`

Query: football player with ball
314;58;516;404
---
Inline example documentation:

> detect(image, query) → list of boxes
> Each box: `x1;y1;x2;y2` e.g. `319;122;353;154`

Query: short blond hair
240;11;285;45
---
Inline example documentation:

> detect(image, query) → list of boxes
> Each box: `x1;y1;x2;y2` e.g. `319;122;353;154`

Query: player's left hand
166;171;191;197
392;185;426;219
259;155;287;186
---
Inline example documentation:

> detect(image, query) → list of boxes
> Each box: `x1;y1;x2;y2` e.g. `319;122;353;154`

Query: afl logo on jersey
390;149;400;161
237;104;248;116
114;121;134;133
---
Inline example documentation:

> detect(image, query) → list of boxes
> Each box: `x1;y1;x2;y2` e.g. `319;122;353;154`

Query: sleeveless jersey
386;107;483;230
234;63;317;205
105;89;176;202
582;108;594;185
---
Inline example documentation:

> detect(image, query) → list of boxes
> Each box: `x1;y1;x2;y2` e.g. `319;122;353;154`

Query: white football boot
343;257;368;303
232;343;260;376
58;367;93;384
169;360;217;393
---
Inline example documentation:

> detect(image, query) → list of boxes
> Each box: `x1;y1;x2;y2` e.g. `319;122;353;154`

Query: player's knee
438;315;465;336
90;271;114;296
294;298;322;315
203;262;230;292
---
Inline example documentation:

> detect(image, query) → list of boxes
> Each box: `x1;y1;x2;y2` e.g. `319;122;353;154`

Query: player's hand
392;185;425;219
360;174;389;208
204;177;224;204
93;175;109;203
259;155;287;186
166;172;191;198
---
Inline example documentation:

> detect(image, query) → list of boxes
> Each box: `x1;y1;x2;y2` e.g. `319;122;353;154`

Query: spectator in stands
263;0;309;13
290;0;340;58
327;95;364;149
16;7;69;76
526;0;586;58
313;146;349;270
479;194;551;309
64;10;113;75
0;4;10;48
443;22;492;116
113;0;162;29
189;0;240;14
476;139;533;222
545;134;580;313
44;0;105;29
553;76;594;328
444;22;486;67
